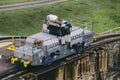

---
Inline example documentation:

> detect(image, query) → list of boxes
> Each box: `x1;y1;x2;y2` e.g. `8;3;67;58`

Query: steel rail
0;36;26;41
96;33;120;42
0;64;25;79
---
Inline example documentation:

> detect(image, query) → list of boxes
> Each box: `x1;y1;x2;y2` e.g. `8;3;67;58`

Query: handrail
98;27;120;35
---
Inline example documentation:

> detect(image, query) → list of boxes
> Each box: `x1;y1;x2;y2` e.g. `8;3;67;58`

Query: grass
0;0;40;5
0;0;119;36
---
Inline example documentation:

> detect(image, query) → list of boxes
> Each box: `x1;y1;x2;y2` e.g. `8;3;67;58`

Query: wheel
11;57;15;64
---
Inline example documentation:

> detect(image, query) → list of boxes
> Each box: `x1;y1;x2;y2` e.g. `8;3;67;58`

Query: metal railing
98;27;120;35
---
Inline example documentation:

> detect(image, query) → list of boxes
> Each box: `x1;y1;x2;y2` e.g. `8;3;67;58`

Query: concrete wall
38;41;120;80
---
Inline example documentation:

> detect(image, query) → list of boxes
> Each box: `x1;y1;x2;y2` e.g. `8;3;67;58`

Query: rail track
0;33;120;80
0;36;26;41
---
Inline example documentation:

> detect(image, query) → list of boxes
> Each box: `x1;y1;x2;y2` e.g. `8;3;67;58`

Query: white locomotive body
12;15;94;67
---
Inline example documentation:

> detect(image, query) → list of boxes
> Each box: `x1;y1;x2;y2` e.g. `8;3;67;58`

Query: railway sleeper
19;73;37;80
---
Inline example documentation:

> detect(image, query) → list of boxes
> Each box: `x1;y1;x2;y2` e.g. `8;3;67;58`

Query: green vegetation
0;0;39;5
0;0;119;36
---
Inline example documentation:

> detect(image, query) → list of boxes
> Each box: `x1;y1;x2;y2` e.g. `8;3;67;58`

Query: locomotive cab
43;14;72;37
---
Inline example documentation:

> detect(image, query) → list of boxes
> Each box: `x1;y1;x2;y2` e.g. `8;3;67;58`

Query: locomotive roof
26;32;57;43
29;26;79;38
26;26;88;43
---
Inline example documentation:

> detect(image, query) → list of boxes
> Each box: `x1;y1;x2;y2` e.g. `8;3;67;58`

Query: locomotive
10;15;94;68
